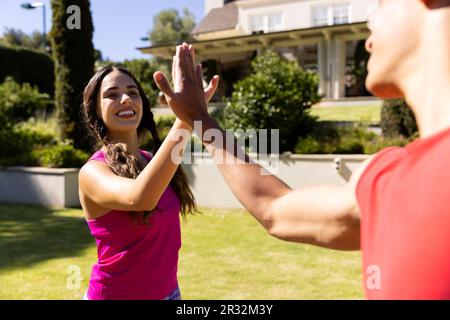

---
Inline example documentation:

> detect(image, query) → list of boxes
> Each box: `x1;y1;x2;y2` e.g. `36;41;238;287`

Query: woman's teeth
117;110;135;117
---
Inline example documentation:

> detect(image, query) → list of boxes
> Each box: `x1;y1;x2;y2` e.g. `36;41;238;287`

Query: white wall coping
186;152;370;161
0;154;370;173
0;166;79;174
278;154;368;161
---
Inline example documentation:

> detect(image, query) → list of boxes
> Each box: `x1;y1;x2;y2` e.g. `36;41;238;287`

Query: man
154;0;450;299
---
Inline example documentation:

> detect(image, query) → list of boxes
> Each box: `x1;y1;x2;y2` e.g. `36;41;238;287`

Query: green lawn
0;203;363;300
308;105;381;124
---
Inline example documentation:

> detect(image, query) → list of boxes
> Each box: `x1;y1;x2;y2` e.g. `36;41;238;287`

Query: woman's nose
121;93;131;104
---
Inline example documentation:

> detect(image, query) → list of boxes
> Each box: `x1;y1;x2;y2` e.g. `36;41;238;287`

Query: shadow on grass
0;202;93;270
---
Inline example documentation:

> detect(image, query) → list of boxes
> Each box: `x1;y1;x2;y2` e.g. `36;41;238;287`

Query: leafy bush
0;77;53;124
141;115;206;153
210;104;227;128
225;50;321;152
380;99;418;138
140;115;176;150
31;144;89;168
295;123;410;155
156;114;176;138
0;127;54;166
16;113;60;139
0;118;88;168
363;136;410;154
294;122;339;154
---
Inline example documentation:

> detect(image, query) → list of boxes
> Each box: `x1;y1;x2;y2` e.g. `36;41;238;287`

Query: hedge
0;45;54;96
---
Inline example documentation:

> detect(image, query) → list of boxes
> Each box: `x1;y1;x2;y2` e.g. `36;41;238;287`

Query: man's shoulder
350;146;404;191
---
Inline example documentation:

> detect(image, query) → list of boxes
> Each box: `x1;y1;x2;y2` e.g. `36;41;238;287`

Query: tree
226;50;321;152
0;28;49;52
50;0;95;151
149;8;195;45
120;58;170;107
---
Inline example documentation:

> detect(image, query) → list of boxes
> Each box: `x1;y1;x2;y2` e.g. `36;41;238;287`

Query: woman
78;57;218;299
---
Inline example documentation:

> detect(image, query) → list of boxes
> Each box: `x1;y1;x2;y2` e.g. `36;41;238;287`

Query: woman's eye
129;91;139;96
105;93;118;99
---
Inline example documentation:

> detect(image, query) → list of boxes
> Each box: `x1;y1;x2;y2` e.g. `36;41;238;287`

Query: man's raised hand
153;43;219;126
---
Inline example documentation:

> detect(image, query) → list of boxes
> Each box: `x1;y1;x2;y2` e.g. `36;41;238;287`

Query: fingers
158;91;168;105
173;45;183;91
174;43;205;91
172;55;175;83
153;71;174;99
196;63;204;88
182;43;196;82
204;75;220;103
189;44;195;64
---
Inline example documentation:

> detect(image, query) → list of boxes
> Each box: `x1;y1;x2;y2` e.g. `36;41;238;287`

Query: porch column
317;40;328;98
331;39;346;99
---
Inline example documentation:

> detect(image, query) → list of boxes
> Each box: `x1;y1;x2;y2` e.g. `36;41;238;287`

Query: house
138;0;379;100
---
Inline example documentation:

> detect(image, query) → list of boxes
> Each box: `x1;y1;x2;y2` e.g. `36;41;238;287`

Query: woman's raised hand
153;43;219;126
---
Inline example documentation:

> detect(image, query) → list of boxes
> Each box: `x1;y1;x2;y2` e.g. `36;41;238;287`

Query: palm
154;44;219;123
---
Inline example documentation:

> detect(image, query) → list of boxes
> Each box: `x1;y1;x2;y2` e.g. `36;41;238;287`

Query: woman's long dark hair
82;66;197;223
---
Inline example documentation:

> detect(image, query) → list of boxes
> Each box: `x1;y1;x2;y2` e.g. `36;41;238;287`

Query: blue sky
0;0;204;61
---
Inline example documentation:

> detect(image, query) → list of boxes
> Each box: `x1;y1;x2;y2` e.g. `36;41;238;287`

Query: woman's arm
79;118;191;212
79;61;219;212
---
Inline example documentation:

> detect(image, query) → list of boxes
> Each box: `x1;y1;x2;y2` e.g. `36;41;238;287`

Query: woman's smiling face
98;70;144;133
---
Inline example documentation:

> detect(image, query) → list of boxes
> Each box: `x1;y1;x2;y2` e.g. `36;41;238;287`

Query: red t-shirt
356;127;450;300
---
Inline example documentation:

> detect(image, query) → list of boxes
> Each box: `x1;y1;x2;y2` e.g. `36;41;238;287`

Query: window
333;4;349;25
312;4;350;27
268;13;283;32
312;7;329;27
250;13;283;33
250;15;265;33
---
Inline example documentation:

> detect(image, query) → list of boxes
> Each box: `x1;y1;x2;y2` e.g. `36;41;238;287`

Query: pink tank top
85;149;181;300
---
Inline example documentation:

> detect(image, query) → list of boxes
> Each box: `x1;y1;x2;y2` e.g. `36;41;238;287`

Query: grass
308;105;381;124
0;203;363;300
156;105;382;126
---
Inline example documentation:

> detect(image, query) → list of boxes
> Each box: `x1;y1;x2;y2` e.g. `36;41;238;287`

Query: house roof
139;22;370;60
191;3;239;35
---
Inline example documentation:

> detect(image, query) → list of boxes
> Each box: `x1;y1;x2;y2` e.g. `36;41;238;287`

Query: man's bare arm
155;43;374;251
198;116;373;250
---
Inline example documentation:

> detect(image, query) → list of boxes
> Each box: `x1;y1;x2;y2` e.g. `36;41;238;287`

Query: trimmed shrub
0;45;54;96
226;50;321;152
380;99;418;138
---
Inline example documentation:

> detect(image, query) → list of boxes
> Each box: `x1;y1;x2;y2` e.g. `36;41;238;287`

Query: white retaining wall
0;154;368;209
